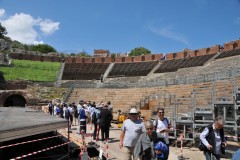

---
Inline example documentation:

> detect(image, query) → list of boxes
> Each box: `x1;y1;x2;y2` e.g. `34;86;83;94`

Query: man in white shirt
119;108;145;160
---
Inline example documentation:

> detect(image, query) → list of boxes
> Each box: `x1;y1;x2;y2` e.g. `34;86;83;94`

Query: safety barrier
0;135;62;149
9;142;71;160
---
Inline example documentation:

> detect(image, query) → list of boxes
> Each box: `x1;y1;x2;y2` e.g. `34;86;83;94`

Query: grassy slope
0;59;61;82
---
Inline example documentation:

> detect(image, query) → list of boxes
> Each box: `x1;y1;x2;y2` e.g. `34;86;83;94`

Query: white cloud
0;9;5;17
2;13;38;43
39;19;60;35
149;25;189;45
0;10;60;44
34;41;44;45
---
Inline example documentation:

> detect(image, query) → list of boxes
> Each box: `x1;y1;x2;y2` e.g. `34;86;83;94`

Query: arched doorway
4;94;27;107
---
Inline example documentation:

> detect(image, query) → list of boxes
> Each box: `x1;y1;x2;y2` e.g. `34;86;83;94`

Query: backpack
55;107;60;114
64;108;70;118
48;103;53;109
73;106;79;117
79;108;87;119
92;109;100;124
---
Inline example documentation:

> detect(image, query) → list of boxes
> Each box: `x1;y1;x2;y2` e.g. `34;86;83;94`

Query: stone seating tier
66;77;240;119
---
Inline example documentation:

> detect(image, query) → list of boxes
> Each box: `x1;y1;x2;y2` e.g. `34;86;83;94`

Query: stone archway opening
4;94;27;107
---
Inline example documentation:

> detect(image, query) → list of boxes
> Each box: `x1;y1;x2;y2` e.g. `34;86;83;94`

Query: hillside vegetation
0;59;61;82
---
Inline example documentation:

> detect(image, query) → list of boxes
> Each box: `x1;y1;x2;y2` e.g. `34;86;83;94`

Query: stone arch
0;91;29;107
4;94;27;107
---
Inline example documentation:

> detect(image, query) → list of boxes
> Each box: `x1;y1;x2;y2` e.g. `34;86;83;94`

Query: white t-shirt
153;118;169;144
121;119;145;147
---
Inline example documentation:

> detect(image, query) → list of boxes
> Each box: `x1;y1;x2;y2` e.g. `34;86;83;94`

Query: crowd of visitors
47;99;113;143
47;100;229;160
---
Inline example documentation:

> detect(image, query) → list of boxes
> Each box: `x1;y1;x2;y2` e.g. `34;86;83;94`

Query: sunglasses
158;112;164;114
129;113;138;115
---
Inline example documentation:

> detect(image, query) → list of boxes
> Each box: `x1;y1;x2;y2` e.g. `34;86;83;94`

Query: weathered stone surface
0;39;10;51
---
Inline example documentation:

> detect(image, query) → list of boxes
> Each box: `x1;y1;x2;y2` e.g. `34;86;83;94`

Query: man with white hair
119;108;145;160
200;116;227;160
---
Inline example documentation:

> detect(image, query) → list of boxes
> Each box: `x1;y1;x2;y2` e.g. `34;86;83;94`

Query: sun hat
129;108;138;114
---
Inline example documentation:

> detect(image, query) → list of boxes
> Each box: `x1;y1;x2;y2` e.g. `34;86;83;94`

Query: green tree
58;52;65;58
77;51;91;57
0;23;7;39
111;53;116;58
12;40;25;49
70;53;76;56
30;44;57;53
128;47;151;57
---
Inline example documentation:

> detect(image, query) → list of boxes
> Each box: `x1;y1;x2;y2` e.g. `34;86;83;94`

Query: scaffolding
148;77;240;143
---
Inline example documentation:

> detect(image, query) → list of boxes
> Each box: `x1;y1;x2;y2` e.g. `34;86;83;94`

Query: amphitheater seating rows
154;54;216;73
215;48;240;59
61;49;240;81
108;61;158;77
66;77;240;118
62;63;110;80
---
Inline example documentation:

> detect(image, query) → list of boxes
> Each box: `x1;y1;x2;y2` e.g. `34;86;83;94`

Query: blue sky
0;0;240;55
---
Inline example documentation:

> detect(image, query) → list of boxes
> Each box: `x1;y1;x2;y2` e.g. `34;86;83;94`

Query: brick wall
10;52;62;62
72;57;76;63
223;40;239;51
9;53;19;59
104;57;112;63
209;45;221;54
33;55;41;61
189;50;197;57
22;54;30;60
236;40;240;49
95;57;103;63
165;53;174;60
52;56;61;62
115;57;123;63
144;54;153;61
198;48;207;56
175;52;185;59
125;57;133;62
64;57;72;64
43;56;51;62
84;57;93;63
153;54;163;60
133;56;143;62
75;57;83;63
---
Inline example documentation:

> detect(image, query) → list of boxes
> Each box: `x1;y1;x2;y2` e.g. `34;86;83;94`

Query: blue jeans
204;151;221;160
